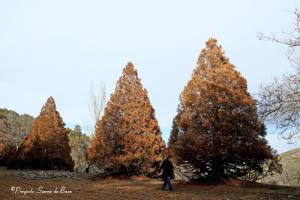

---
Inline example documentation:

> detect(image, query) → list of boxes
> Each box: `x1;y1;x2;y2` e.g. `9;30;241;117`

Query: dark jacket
159;158;174;177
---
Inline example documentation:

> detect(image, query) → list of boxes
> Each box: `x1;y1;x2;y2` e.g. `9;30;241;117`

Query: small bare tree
257;9;300;143
86;82;107;174
88;82;106;133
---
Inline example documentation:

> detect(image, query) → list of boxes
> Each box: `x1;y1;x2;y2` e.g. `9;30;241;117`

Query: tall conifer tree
169;38;279;180
87;62;165;175
7;97;74;171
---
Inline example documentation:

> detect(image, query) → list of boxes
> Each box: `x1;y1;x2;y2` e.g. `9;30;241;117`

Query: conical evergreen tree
7;97;74;171
168;38;279;180
87;62;165;175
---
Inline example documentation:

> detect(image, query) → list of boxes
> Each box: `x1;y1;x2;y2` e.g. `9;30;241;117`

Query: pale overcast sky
1;0;300;153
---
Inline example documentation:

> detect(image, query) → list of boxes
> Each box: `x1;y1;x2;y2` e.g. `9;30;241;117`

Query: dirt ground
0;169;299;200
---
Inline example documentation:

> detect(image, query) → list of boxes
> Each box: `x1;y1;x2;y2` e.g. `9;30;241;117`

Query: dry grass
0;169;299;200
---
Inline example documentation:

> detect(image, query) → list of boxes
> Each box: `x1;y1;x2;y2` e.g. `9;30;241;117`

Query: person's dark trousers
161;176;173;191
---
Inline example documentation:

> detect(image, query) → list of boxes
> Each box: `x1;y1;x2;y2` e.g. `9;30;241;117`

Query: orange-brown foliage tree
168;38;279;180
87;62;165;176
7;97;74;171
0;132;16;166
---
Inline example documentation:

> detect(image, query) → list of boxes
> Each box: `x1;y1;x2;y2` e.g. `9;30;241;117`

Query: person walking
159;156;174;191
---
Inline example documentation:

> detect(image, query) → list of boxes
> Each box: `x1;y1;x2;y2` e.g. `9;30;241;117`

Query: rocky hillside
260;148;300;186
0;108;35;145
0;108;35;166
